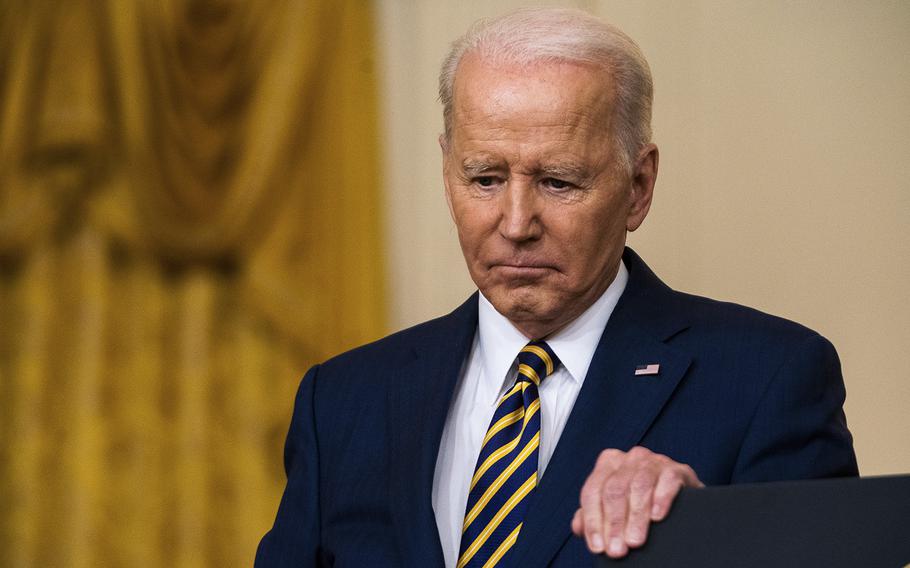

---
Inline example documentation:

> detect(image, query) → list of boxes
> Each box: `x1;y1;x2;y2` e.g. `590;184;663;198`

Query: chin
489;286;556;322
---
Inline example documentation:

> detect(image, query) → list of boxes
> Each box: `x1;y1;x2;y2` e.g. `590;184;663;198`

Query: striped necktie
457;340;561;568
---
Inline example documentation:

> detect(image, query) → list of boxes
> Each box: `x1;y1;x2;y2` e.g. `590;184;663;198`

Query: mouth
490;262;557;279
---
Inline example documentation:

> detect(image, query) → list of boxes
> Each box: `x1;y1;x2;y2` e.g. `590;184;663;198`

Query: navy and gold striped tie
457;341;561;568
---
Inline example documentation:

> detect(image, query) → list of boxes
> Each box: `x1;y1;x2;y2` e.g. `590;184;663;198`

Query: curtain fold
0;1;386;565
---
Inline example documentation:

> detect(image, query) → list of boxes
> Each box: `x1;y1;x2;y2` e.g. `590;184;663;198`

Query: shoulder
673;289;819;342
622;248;824;348
621;248;837;384
314;294;478;382
668;289;836;375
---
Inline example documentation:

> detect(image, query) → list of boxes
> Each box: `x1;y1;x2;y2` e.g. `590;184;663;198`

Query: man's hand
570;446;703;558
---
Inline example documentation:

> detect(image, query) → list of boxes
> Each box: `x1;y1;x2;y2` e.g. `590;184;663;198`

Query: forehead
450;55;615;154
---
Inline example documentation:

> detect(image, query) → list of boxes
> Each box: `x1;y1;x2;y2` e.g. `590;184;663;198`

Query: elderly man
256;8;856;567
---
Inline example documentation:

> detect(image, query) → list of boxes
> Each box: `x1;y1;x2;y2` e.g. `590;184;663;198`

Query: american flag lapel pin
634;363;660;376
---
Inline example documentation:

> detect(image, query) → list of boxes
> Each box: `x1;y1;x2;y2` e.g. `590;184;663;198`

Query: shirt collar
476;260;629;401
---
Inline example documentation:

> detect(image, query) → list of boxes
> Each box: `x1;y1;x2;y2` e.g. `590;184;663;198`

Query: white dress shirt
431;261;629;568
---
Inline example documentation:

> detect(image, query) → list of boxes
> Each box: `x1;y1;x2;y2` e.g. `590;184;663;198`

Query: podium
595;475;910;567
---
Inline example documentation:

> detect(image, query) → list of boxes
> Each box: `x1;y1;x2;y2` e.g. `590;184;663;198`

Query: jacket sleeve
731;333;858;482
255;365;323;567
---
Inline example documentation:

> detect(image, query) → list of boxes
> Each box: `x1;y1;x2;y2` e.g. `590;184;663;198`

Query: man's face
442;55;656;339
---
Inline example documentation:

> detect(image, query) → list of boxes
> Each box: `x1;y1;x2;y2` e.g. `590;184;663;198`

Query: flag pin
635;364;660;376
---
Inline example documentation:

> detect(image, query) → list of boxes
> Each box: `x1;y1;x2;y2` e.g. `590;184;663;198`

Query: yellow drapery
0;1;386;565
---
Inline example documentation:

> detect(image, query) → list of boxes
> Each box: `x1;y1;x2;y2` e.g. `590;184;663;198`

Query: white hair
438;7;653;171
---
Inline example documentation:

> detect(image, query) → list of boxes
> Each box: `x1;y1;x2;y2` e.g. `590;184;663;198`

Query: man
256;8;856;567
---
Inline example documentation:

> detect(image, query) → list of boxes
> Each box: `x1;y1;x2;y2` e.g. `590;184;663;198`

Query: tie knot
516;340;561;386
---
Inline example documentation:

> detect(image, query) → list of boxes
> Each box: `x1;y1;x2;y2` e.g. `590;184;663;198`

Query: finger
579;450;621;553
688;468;706;489
601;466;634;558
571;508;583;536
624;468;657;549
579;473;607;551
650;464;700;521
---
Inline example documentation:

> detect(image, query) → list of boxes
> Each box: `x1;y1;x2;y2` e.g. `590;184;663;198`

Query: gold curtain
0;0;386;566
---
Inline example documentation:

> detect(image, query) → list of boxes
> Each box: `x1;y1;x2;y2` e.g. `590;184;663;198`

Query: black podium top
595;475;910;568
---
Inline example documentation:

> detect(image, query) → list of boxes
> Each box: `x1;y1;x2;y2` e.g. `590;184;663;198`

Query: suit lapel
387;296;478;568
512;249;694;567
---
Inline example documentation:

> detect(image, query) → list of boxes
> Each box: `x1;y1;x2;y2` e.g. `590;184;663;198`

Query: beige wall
375;1;910;475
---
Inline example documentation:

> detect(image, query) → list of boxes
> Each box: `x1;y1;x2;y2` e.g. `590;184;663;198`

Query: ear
440;133;455;220
626;143;658;232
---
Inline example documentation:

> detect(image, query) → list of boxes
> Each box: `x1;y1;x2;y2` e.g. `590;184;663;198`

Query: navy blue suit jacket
256;248;857;567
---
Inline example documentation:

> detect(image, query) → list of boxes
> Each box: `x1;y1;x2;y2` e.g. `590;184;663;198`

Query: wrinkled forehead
450;54;617;142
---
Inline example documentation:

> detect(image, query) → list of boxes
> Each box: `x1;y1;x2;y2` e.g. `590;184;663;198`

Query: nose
498;179;542;243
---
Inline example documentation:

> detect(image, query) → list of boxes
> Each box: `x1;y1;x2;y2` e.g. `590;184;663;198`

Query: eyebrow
539;163;589;179
459;159;591;180
460;159;502;177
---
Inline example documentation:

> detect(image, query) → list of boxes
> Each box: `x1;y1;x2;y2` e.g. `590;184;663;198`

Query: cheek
553;208;625;268
453;201;498;247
